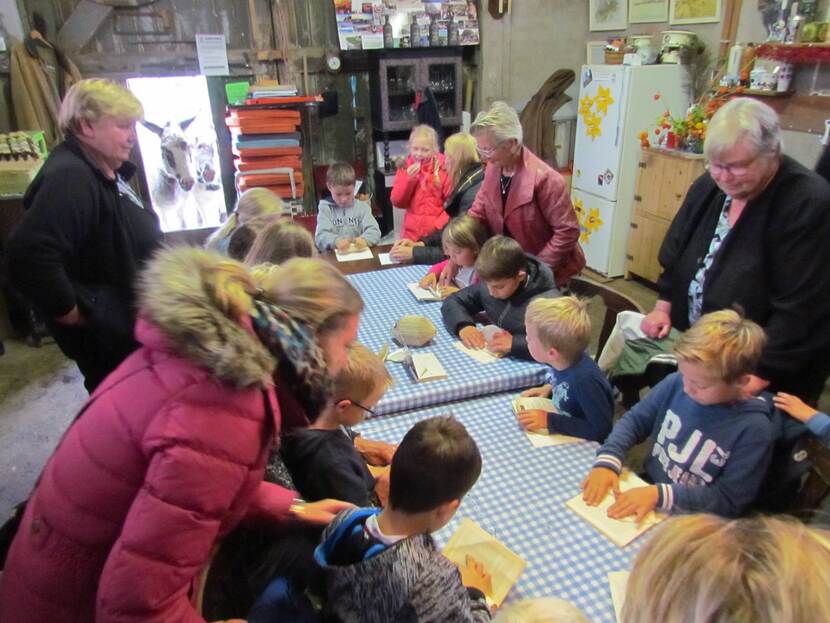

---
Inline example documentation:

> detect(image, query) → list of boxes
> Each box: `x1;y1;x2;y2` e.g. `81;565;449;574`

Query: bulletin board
333;0;480;50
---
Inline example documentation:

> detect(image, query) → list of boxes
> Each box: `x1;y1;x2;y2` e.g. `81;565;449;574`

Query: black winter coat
6;134;162;387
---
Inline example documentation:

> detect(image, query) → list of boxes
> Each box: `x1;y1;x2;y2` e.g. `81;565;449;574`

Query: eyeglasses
342;398;377;417
475;141;506;158
705;153;763;177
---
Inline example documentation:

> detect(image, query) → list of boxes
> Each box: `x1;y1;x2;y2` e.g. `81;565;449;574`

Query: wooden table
319;243;404;275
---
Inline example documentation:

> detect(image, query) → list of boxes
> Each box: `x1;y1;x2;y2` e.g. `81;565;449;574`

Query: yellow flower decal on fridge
578;95;594;118
574;198;604;244
585;115;602;140
594;85;615;115
579;84;615;141
585;207;604;232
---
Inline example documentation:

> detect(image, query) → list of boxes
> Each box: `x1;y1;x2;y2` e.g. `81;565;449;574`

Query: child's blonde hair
444;132;479;188
525;296;591;362
673;309;766;382
326;162;356;188
244;218;315;266
622;514;830;623
493;598;590;623
333;343;392;405
441;216;489;255
206;188;284;252
409;124;442;186
251;257;364;333
409;124;439;152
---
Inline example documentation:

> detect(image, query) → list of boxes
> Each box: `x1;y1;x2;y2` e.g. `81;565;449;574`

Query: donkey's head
193;137;219;189
142;116;197;191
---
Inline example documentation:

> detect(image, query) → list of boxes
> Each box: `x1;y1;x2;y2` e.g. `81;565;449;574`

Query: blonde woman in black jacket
7;79;163;391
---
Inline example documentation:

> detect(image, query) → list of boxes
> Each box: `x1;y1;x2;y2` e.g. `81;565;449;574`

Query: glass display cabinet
370;49;463;132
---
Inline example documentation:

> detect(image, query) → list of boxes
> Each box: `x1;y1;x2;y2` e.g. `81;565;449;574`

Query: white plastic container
727;43;744;78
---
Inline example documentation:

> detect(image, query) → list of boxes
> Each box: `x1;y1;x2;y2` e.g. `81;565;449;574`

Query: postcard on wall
669;0;721;24
362;33;385;49
629;0;668;23
333;0;480;49
589;0;628;31
443;518;526;608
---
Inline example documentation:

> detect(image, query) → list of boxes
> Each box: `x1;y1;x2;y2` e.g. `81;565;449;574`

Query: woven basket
605;50;625;64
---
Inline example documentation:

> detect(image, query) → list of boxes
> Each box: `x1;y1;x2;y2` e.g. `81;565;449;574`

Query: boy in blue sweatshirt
315;162;381;252
773;392;830;449
515;296;613;442
581;310;776;520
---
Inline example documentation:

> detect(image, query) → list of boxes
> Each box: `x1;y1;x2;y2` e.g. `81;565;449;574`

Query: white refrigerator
571;64;690;277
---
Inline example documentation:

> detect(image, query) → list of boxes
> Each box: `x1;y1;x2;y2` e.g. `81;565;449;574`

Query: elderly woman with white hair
6;78;163;392
462;101;585;286
640;97;830;403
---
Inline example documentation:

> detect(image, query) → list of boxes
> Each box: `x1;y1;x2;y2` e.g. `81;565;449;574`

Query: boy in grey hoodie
314;415;492;623
315;162;381;252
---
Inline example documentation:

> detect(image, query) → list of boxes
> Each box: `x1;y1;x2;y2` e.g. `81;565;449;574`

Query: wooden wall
10;0;374;211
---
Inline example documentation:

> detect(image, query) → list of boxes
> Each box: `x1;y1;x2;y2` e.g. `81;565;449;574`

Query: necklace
500;172;514;196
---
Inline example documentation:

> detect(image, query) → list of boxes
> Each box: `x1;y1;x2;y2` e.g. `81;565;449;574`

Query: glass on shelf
387;66;416;96
427;65;456;93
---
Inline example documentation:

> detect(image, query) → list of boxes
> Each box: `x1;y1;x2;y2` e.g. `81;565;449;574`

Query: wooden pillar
719;0;744;63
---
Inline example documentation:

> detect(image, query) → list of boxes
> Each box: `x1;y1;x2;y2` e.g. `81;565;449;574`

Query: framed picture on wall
669;0;722;25
629;0;669;23
589;0;628;31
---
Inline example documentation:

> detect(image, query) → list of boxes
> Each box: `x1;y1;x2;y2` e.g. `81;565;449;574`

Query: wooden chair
568;275;645;358
791;437;830;513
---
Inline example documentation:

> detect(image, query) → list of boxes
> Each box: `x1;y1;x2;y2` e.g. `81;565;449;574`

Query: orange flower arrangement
640;90;740;153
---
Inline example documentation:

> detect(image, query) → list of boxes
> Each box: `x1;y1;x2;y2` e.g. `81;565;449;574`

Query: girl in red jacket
391;124;452;241
0;248;361;623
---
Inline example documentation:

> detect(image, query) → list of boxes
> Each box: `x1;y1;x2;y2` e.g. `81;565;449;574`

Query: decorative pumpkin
393;315;436;347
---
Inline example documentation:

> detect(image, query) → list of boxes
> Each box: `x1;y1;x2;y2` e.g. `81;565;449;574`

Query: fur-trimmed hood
137;246;276;388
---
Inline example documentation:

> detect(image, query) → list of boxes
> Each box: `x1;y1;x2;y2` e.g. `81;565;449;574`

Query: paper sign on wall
195;34;229;76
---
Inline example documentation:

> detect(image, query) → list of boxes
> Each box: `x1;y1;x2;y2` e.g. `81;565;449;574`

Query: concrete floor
0;273;826;523
0;339;86;520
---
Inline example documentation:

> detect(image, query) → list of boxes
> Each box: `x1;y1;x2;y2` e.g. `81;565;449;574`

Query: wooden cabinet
625;148;705;283
369;49;463;132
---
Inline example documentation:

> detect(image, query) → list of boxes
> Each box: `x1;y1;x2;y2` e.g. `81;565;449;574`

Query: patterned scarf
249;298;333;420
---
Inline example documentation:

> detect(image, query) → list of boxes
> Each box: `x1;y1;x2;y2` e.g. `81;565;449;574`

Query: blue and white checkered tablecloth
348;266;549;417
355;391;645;623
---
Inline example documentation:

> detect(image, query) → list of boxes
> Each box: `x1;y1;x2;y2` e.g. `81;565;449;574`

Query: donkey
142;116;199;231
190;135;227;227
